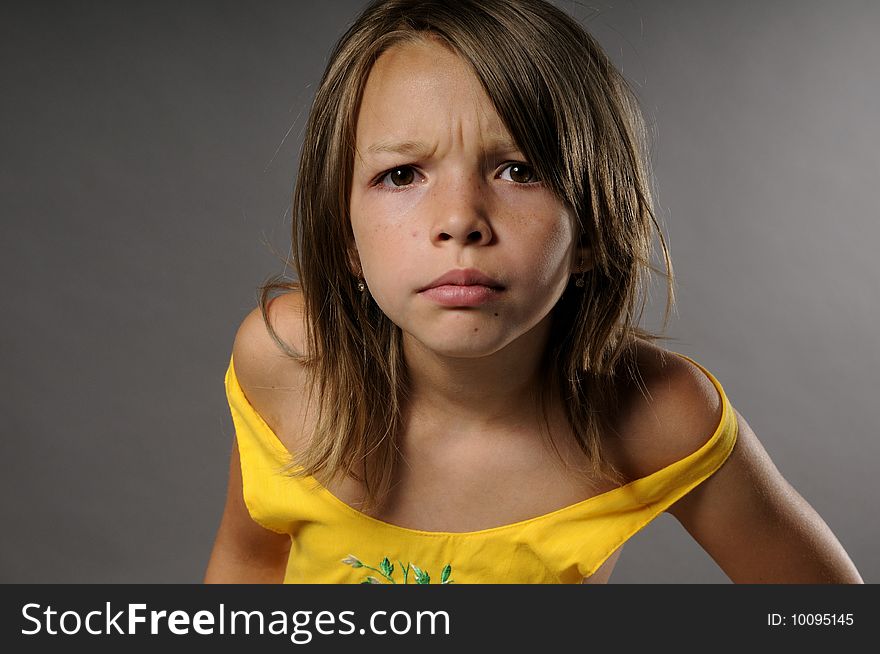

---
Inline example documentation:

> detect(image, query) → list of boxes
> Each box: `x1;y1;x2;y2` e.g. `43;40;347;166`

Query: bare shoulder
231;289;311;437
233;289;308;364
608;339;725;483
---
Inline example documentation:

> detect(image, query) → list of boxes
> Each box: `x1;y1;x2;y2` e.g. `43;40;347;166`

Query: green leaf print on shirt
341;554;455;584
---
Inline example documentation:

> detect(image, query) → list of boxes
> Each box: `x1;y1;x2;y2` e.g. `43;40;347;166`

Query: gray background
1;0;876;583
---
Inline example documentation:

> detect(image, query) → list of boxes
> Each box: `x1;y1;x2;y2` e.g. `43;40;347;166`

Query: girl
204;0;863;584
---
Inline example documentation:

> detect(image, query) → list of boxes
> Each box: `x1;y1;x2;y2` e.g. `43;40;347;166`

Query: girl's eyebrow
367;139;432;156
365;137;520;157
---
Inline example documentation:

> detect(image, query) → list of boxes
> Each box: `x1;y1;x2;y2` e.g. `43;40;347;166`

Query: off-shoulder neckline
225;351;733;538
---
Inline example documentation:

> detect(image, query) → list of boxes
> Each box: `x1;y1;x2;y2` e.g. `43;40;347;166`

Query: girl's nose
428;175;494;246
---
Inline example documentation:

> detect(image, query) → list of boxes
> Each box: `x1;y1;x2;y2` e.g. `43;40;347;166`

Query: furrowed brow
364;137;521;157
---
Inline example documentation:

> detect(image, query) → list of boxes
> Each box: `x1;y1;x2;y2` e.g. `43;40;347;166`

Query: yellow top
224;352;737;584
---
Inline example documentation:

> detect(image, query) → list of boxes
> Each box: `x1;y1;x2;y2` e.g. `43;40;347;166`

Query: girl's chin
403;329;513;359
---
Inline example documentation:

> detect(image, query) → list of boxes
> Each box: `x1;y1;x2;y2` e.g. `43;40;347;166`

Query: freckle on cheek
411;231;418;238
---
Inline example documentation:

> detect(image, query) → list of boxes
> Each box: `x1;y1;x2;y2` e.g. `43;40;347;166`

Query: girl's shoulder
230;290;312;449
606;339;728;484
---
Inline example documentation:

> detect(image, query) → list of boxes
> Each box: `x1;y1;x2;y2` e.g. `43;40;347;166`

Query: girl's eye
376;166;418;190
499;162;540;184
377;163;540;191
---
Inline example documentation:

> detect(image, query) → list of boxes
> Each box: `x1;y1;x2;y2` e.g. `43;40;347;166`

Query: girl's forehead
355;39;515;155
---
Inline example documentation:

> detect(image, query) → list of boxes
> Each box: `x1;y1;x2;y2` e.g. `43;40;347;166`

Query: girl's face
349;38;582;359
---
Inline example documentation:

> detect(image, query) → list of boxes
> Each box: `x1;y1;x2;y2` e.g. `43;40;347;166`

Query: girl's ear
573;246;594;273
347;245;362;276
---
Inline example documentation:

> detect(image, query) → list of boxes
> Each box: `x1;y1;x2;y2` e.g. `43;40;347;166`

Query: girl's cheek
372;185;430;209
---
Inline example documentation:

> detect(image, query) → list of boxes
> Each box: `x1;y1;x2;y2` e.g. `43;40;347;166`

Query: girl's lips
419;267;503;291
418;284;502;307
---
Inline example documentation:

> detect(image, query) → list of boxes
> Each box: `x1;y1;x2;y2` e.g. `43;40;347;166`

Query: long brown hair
258;0;674;511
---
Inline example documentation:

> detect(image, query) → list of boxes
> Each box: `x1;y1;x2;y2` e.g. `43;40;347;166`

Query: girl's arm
205;295;305;583
621;348;863;583
666;402;863;583
203;438;292;583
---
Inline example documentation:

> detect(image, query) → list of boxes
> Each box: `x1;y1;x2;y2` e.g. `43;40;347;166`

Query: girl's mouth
419;268;504;307
418;284;502;307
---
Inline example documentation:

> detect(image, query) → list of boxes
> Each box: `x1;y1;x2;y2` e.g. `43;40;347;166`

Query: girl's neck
402;313;552;438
